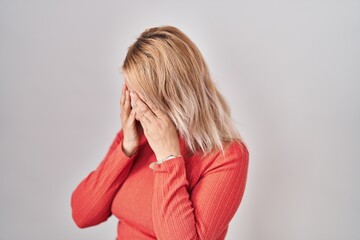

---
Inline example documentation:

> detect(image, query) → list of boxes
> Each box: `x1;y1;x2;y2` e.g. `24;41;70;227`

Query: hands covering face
127;88;181;162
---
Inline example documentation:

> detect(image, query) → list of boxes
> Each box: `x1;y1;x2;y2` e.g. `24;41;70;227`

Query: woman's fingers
120;84;128;110
130;92;156;124
140;94;165;119
121;85;132;120
120;84;125;106
120;84;138;142
124;90;130;111
120;84;140;156
127;108;136;126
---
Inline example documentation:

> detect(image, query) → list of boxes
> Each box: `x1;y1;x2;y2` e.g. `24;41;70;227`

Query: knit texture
71;128;249;239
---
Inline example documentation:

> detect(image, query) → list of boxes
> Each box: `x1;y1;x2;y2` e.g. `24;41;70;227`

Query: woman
71;25;249;239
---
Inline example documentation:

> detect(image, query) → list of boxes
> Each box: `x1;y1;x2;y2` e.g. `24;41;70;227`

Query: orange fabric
71;128;249;239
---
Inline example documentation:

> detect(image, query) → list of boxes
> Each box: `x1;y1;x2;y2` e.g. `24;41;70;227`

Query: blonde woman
71;25;249;239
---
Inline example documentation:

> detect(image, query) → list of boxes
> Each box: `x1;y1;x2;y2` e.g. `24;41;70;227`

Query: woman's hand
130;91;181;162
120;84;142;157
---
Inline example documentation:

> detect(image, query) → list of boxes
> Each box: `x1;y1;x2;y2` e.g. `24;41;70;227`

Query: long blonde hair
121;25;244;157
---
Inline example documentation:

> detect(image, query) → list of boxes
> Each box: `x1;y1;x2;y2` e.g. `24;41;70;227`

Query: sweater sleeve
71;129;139;228
150;141;249;240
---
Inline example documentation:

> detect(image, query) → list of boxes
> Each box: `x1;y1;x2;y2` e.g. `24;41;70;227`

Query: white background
1;0;359;239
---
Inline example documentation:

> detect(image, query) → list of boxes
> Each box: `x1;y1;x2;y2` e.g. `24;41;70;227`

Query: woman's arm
71;129;139;228
151;141;249;240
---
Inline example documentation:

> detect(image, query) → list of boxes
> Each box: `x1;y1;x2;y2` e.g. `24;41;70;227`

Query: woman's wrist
122;140;138;157
148;153;182;169
156;153;182;163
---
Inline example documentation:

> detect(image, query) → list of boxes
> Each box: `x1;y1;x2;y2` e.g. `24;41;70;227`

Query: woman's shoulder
214;139;249;168
195;139;249;169
226;139;249;157
192;139;249;180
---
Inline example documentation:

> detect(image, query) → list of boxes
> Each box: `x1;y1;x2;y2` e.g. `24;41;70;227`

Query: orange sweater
71;128;249;239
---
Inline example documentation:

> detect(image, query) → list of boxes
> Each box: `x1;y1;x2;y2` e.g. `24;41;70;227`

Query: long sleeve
71;129;139;228
150;141;249;240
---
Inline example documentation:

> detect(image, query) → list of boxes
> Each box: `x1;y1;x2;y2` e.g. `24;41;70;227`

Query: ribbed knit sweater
71;128;249;239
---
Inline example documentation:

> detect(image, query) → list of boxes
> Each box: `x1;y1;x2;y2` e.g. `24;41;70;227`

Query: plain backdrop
1;0;359;239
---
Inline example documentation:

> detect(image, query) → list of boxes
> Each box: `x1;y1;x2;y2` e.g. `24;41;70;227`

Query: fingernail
130;91;135;98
